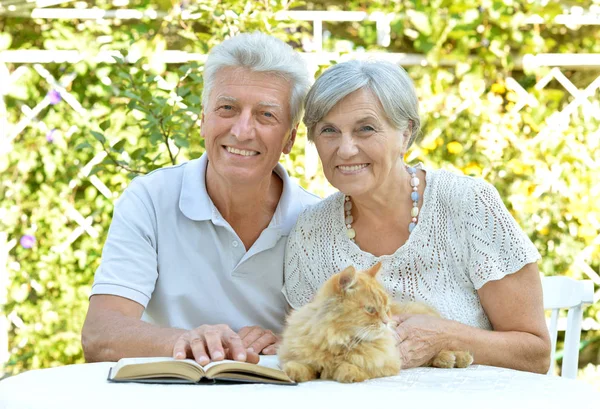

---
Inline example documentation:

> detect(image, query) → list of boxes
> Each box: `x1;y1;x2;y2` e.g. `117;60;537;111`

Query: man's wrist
164;328;187;357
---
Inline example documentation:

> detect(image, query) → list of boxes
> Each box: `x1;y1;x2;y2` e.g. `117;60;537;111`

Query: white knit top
282;167;541;330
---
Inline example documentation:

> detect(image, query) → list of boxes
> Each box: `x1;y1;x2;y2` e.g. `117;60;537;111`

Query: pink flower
48;90;62;105
20;235;36;249
46;129;56;143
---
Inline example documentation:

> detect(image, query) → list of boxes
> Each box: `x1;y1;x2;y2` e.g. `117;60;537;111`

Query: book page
202;355;281;372
204;356;292;383
113;357;203;370
256;355;282;370
111;357;205;381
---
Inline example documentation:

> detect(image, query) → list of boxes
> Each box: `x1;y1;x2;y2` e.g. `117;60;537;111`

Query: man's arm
81;295;184;362
82;294;261;364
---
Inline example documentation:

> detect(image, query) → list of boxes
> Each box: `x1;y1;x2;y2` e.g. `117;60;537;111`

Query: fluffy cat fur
278;262;473;383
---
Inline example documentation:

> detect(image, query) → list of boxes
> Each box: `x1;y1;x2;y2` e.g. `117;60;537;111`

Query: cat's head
316;262;394;340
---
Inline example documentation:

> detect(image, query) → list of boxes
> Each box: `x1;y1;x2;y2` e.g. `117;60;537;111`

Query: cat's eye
364;306;377;314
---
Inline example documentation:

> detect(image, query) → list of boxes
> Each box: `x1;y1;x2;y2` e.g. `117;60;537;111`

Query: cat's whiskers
346;324;381;351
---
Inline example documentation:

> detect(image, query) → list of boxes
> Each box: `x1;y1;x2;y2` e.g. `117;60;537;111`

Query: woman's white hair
303;60;421;148
202;32;311;128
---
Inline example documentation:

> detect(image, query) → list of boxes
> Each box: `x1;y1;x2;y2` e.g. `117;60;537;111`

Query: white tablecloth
0;361;598;409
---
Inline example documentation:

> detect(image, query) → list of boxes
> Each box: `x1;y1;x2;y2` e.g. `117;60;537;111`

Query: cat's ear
365;261;382;278
337;266;357;292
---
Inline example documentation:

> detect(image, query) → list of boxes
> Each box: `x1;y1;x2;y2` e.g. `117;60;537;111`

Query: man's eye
222;105;233;110
263;112;274;118
364;306;376;314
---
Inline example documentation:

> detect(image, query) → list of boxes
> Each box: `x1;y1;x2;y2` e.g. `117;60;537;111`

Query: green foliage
1;0;599;376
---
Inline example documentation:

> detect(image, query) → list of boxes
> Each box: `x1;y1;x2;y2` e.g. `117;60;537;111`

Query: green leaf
99;120;111;131
111;139;127;153
174;136;190;149
75;141;92;151
90;131;106;144
150;130;163;145
130;148;147;160
123;91;142;101
177;86;191;97
186;95;202;105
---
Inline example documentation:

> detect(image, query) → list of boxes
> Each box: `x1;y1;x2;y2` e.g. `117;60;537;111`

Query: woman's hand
238;326;281;355
393;314;451;369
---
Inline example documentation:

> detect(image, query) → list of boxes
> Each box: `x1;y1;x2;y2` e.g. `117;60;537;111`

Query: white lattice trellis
505;68;600;309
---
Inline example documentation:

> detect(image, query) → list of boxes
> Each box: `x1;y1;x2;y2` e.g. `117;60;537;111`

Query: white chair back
542;276;594;379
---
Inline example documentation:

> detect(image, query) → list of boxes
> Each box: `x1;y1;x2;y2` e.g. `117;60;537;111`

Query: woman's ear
401;120;413;153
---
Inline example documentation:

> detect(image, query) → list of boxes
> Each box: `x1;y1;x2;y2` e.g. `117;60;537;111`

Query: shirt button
232;241;239;247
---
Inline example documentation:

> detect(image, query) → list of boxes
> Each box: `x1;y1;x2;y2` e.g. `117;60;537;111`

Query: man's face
201;67;296;185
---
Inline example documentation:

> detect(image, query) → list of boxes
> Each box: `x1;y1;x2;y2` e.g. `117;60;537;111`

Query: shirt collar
179;153;300;234
179;153;213;221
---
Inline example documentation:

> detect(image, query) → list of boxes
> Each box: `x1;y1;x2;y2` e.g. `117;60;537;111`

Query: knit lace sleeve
461;179;541;290
282;208;321;310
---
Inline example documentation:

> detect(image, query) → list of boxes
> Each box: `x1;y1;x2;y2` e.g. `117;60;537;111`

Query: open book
107;355;296;385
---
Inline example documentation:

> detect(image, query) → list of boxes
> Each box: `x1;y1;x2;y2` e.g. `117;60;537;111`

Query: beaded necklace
344;166;420;242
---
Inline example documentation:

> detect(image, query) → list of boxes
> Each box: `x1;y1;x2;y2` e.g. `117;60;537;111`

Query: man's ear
283;126;298;154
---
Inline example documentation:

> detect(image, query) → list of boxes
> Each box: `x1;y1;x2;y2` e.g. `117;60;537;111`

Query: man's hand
172;324;259;365
394;314;450;369
238;326;280;355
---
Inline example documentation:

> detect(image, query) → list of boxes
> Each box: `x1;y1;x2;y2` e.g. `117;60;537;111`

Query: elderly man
81;32;320;365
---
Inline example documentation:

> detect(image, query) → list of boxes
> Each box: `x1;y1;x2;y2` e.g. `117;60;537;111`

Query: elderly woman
283;60;551;373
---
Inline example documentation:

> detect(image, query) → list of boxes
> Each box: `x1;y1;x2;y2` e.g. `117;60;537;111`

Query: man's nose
337;134;359;159
231;110;255;141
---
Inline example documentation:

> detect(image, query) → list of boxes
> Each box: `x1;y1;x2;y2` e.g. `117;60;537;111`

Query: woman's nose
337;134;359;159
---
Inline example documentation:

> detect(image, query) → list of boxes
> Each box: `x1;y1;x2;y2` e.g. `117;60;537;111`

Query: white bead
346;228;356;239
412;217;417;222
344;201;352;211
411;177;420;187
411;207;419;217
345;215;353;224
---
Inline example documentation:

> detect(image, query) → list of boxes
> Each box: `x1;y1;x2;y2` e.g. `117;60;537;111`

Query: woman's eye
364;306;376;314
360;125;375;132
321;127;336;134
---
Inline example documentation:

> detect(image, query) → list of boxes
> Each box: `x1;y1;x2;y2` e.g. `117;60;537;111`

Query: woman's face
313;88;408;198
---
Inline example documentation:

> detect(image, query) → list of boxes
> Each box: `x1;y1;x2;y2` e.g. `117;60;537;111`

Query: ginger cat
278;262;473;383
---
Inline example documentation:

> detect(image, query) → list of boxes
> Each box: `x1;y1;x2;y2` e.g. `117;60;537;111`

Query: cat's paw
432;350;473;368
432;350;456;368
282;361;317;382
332;363;370;383
454;351;473;368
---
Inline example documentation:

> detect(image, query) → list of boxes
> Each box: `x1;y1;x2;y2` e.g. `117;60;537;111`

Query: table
1;360;598;409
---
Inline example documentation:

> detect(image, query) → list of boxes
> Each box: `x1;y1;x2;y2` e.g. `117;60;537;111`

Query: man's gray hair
202;32;311;128
303;60;421;148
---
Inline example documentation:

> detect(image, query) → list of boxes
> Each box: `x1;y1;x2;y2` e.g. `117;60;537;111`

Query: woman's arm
461;262;551;372
395;263;551;373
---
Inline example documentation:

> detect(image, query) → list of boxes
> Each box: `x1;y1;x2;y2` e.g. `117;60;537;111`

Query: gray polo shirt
91;153;320;334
